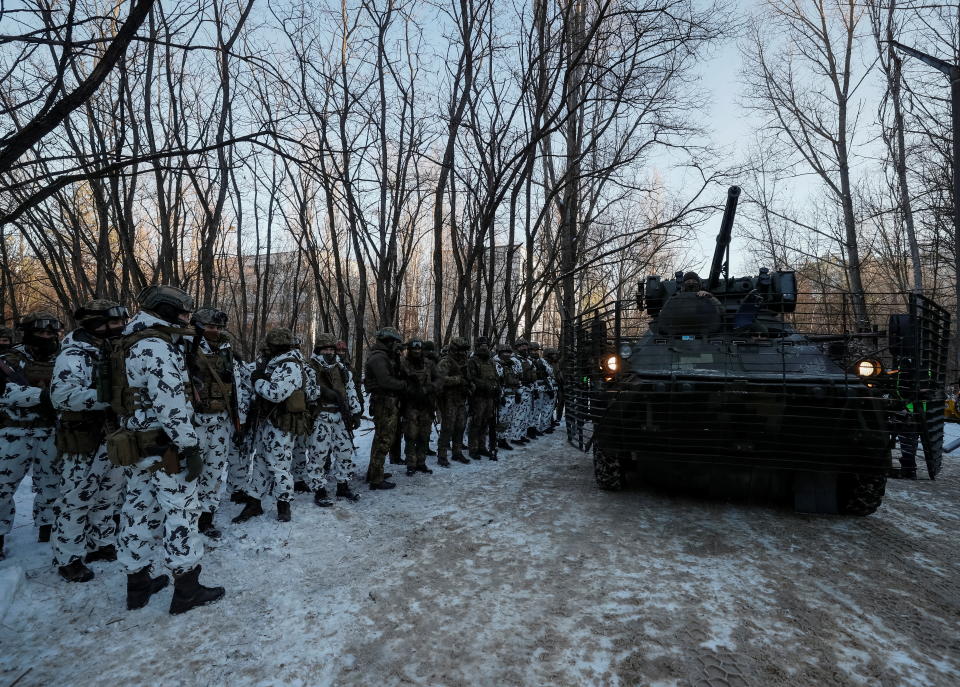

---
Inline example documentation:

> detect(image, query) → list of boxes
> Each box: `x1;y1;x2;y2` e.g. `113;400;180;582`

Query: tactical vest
469;357;500;395
499;359;520;389
57;409;108;455
519;358;536;385
193;348;235;414
103;325;194;467
310;360;347;413
533;358;549;383
401;358;434;406
0;349;55;429
440;355;469;397
258;355;312;436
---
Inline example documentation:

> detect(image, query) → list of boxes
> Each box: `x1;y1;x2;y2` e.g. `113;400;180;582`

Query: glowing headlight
618;343;633;359
855;358;882;377
603;355;619;373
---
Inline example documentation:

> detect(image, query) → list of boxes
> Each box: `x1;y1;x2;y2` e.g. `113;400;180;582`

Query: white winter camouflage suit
248;350;318;504
534;358;556;432
116;311;203;576
508;356;531;442
226;359;254;495
495;356;517;443
0;344;60;539
301;354;361;491
50;330;125;566
192;337;236;514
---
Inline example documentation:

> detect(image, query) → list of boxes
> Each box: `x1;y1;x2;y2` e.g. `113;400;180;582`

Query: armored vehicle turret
566;186;950;515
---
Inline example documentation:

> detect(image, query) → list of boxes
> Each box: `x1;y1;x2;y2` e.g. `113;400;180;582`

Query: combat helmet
138;285;194;324
496;342;513;354
75;300;129;339
314;332;337;350
18;311;62;356
375;326;402;343
265;327;301;350
449;336;469;352
191;307;228;328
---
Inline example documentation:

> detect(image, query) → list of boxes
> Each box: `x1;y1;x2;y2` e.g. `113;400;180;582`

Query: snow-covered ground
2;422;959;687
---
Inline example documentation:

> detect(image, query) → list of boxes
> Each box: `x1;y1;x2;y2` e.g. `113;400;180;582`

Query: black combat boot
58;558;94;583
368;480;396;491
198;511;222;540
478;447;492;458
406;466;417;476
488;454;499;461
514;436;529;445
497;439;514;451
415;464;433;475
84;544;117;563
293;480;311;494
127;566;169;610
544;426;555;434
452;453;470;464
527;427;540;439
314;488;333;507
231;498;264;523
169;565;225;615
37;524;52;542
229;490;251;504
277;500;292;522
336;481;360;502
0;534;5;560
437;457;451;468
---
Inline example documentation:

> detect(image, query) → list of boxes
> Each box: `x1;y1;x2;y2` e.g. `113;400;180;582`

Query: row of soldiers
0;287;562;615
363;327;562;489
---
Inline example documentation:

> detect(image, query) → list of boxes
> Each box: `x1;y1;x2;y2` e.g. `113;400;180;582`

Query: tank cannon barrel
707;185;741;291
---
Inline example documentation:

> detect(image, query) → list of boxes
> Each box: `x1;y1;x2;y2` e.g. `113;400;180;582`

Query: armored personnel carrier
566;186;950;515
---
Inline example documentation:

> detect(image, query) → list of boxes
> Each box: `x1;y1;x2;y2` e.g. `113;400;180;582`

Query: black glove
547;389;556;399
533;389;541;400
499;395;507;407
38;387;53;411
180;445;203;481
514;391;522;404
251;369;269;384
351;412;362;430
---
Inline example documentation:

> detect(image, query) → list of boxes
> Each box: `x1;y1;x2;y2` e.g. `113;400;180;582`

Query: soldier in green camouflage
436;337;472;465
467;337;499;460
363;327;406;490
399;339;437;475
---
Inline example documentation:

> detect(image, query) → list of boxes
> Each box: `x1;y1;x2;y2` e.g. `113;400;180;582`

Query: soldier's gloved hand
351;412;362;429
547;389;556;399
180;445;203;481
533;389;541;400
318;385;339;402
514;391;522;403
251;369;269;383
38;387;53;411
499;395;507;407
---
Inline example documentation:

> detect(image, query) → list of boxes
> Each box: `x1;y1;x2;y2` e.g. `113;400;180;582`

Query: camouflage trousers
309;411;357;489
249;419;297;503
468;397;496;453
367;394;400;485
437;396;467;457
497;392;517;441
52;444;124;566
0;426;59;536
403;405;434;469
116;458;203;576
533;383;554;432
510;388;533;442
194;411;232;512
226;433;254;495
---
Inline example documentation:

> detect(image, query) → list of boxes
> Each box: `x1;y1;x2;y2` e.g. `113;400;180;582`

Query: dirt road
2;430;958;686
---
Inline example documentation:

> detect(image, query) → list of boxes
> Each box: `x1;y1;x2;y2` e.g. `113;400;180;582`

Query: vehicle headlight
602;354;619;373
618;343;633;359
855;358;882;377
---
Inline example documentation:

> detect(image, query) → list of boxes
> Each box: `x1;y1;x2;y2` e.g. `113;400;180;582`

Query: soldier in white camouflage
509;338;533;446
114;285;224;615
305;333;362;506
494;343;520;451
227;355;255;505
530;342;555;434
188;307;241;540
0;312;63;559
50;300;129;582
234;328;319;523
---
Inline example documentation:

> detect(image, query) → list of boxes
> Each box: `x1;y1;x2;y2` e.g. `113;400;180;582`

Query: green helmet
496;343;513;354
19;311;63;332
265;327;300;348
449;336;469;352
74;300;128;325
191;307;228;327
513;338;528;350
530;341;542;351
138;285;194;313
423;340;436;352
376;327;402;343
314;332;337;349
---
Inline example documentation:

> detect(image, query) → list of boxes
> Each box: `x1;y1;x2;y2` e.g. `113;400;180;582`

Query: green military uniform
399;339;437;474
466;338;499;459
436;337;471;464
364;328;405;489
